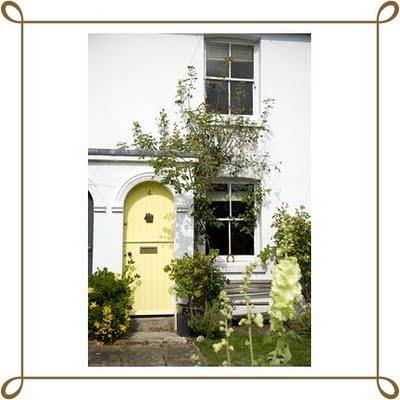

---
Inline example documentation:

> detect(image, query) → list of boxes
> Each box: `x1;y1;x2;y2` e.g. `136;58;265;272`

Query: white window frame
207;180;261;263
204;38;260;119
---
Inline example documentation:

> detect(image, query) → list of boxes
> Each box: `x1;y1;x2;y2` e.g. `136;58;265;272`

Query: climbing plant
118;66;278;245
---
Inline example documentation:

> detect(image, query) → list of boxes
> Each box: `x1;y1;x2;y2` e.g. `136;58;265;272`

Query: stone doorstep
129;316;175;332
116;331;187;345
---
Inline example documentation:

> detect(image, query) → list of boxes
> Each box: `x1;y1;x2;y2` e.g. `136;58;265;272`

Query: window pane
230;81;253;115
208;184;228;200
231;201;246;217
206;60;228;77
206;221;229;255
208;184;229;217
231;222;254;255
231;183;252;197
231;62;254;79
206;43;229;77
231;45;253;61
206;80;228;114
231;45;254;79
211;201;229;218
206;43;229;59
231;184;253;217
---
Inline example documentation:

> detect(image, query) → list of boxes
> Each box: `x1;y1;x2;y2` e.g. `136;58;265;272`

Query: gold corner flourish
377;377;400;400
376;0;399;23
1;377;23;400
1;1;23;23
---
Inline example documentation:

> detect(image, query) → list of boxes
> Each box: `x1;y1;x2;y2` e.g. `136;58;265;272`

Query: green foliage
288;303;311;338
122;254;142;306
88;268;134;343
264;330;298;366
187;301;223;339
163;250;228;311
119;66;278;244
198;330;311;367
260;204;311;302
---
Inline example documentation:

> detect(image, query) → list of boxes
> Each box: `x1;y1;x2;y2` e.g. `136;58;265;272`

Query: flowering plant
259;204;311;302
269;257;302;331
212;290;234;366
88;268;136;343
238;263;264;366
267;257;302;365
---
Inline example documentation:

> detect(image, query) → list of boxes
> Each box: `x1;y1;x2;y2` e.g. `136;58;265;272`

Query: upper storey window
205;42;254;116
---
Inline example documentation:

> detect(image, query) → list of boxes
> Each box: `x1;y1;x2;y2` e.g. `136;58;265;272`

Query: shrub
259;204;311;302
88;268;134;343
164;250;228;312
288;303;311;338
187;301;223;339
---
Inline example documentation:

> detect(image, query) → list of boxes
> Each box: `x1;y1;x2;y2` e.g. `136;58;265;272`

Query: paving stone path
89;332;207;367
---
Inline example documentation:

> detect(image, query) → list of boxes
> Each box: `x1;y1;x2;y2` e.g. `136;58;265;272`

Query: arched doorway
88;191;94;275
123;181;175;315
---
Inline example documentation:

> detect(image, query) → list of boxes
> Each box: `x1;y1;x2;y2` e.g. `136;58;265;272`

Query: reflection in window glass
206;221;229;255
231;81;253;115
231;221;254;255
206;43;229;77
206;80;228;114
211;201;230;218
231;45;254;79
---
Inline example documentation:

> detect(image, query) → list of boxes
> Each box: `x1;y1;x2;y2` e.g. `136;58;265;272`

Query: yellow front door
123;181;175;315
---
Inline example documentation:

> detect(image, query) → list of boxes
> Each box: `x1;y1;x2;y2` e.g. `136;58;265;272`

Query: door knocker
144;212;154;223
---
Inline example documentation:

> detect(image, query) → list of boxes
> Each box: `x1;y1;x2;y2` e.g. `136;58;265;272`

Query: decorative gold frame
1;1;399;398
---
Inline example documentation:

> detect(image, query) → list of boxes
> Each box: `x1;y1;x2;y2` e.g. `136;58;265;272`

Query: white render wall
259;34;311;256
88;159;194;274
89;34;205;149
88;33;310;279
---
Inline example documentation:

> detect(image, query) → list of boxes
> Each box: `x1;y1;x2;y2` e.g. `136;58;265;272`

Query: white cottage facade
88;33;310;316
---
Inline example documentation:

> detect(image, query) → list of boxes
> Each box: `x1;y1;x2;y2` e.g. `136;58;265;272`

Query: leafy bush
164;250;228;311
288;304;311;338
187;301;223;339
259;204;311;302
88;268;134;343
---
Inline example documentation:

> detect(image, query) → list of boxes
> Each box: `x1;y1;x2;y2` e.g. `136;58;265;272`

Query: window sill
215;255;256;264
205;113;262;127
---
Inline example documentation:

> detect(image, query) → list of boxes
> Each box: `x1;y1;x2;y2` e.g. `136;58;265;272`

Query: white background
0;0;399;399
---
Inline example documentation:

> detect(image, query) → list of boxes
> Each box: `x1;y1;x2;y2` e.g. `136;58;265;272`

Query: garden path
88;333;206;366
